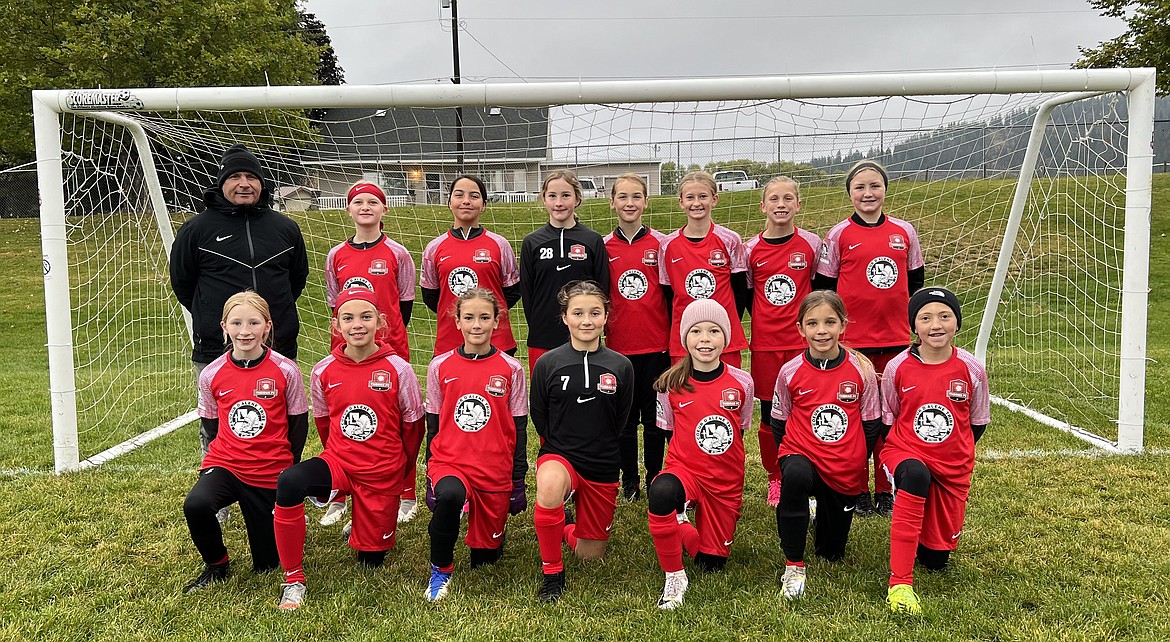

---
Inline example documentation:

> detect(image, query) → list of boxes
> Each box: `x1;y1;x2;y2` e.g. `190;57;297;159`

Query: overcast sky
302;1;1127;85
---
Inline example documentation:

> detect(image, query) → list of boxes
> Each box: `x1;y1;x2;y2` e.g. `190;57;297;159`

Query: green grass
0;176;1168;640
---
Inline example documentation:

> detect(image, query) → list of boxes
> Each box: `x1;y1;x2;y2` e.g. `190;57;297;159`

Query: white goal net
34;70;1153;472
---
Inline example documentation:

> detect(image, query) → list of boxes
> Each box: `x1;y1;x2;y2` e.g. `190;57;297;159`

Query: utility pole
449;0;465;172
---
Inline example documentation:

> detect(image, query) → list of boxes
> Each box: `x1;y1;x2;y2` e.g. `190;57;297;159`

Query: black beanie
908;287;962;331
216;144;265;189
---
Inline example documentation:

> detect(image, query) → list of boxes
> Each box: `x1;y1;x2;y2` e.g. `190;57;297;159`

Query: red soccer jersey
656;366;754;496
198;350;309;488
325;236;416;358
818;215;924;349
745;228;821;351
310;343;424;482
881;347;991;487
425;349;528;491
420;229;520;355
603;226;669;355
770;352;881;496
659;224;749;356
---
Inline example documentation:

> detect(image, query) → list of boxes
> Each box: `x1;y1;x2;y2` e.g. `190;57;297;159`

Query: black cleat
622;481;642;502
563;505;575;526
855;492;876;517
875;492;895;518
183;560;230;594
538;571;566;603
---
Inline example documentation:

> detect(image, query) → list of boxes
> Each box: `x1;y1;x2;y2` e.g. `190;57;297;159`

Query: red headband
347;183;386;205
334;287;379;316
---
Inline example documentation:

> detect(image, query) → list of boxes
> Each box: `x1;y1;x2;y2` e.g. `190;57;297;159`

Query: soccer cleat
875;492;894;518
215;506;231;525
425;565;452;602
277;581;307;610
855;492;876;517
563;505;576;526
622;482;642;502
657;570;689;610
398;499;419;523
182;560;229;594
809;497;818;523
319;501;347;526
780;565;806;600
766;479;781;508
887;583;923;615
341;520;353;540
537;571;566;603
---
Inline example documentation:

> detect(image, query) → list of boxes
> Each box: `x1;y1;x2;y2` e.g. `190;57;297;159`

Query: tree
0;0;333;167
1075;0;1170;95
299;10;344;86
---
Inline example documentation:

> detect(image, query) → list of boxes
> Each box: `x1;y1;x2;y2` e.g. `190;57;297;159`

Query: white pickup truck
713;170;759;192
578;177;605;199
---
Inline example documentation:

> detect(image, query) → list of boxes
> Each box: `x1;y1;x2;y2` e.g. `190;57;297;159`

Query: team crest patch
695;414;735;455
617;269;649;301
473;248;492;263
642;249;659;266
341;404;377;441
720;388;742;410
485;374;508;397
764;274;796;306
254;378;277;399
889;234;907;251
947;379;969;402
369;369;392;392
368;258;389;275
914;403;954;443
866;257;898;290
227;400;266;439
598;373;617;394
708;249;727;267
838;381;859;403
343;276;374;291
454;394;491;432
811;403;848;443
447;266;478;296
568;244;587;261
684;269;716;299
788;252;808;270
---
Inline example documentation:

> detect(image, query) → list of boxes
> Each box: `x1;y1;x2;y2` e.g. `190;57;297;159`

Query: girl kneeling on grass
647;299;754;610
769;291;881;600
880;287;989;615
422;288;529;602
272;287;424;610
181;291;309;594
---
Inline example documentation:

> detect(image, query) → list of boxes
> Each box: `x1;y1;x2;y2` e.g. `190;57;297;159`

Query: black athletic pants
427;476;504;569
276;457;388;566
183;466;279;572
619;351;671;489
776;454;855;564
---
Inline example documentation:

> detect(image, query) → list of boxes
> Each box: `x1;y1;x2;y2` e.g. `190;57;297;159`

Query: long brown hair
797;290;876;382
654;353;696;394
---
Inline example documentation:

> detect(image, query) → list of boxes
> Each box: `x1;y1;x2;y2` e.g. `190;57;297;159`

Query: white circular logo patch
227;400;266;439
810;403;848;443
763;274;797;306
617;269;649;301
343;276;374;291
866;257;898;290
913;403;954;443
453;393;491;433
447;266;478;296
695;414;735;455
340;404;378;441
684;269;717;299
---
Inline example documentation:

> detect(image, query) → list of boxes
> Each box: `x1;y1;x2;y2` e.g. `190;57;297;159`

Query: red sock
873;437;893;494
758;422;780;483
534;503;566;574
889;491;926;586
274;504;307;585
679;521;700;558
563;524;578;552
787;560;805;568
212;552;229;566
401;460;418;500
648;512;684;573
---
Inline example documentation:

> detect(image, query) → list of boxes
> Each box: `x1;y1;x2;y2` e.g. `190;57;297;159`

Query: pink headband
348;183;386;205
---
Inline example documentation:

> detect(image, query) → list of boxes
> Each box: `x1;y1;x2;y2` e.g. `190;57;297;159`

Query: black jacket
170;187;309;363
519;222;610;349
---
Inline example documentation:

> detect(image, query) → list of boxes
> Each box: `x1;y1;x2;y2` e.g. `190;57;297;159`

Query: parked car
713;170;759;192
578;177;605;199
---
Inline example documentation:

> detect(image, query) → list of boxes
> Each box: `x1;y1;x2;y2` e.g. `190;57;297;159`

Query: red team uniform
659;225;749;362
421;229;520;355
604;227;670;355
325;236;416;359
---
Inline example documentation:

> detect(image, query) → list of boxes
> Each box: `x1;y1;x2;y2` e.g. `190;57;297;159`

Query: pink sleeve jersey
881;347;990;487
658;224;749;356
199;350;308;488
604;227;670;355
325;237;415;359
818;216;923;349
421;229;519;355
745;228;821;351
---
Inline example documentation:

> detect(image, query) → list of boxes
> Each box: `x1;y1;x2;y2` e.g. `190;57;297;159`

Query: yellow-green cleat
887;583;922;615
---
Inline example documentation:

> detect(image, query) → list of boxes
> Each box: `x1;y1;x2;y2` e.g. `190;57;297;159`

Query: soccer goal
33;69;1153;473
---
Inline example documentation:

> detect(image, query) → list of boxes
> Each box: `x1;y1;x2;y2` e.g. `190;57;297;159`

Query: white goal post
33;69;1153;473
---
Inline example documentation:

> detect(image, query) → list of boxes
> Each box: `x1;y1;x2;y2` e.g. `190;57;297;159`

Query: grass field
0;176;1167;640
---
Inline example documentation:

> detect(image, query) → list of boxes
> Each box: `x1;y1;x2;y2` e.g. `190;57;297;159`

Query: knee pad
647;473;685;516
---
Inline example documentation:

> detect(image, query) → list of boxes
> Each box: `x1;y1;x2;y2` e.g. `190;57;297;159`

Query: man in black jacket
170;144;310;454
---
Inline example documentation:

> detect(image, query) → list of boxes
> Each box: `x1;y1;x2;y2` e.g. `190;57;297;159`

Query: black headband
845;162;888;193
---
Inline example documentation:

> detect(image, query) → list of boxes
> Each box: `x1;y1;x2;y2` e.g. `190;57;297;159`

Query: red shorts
426;464;510;550
750;348;802;401
537;454;618;541
319;451;400;552
881;449;971;551
670;350;742;369
660;464;743;558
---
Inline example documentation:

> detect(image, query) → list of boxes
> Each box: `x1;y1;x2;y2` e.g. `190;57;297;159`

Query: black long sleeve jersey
531;343;634;483
519;222;610;349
